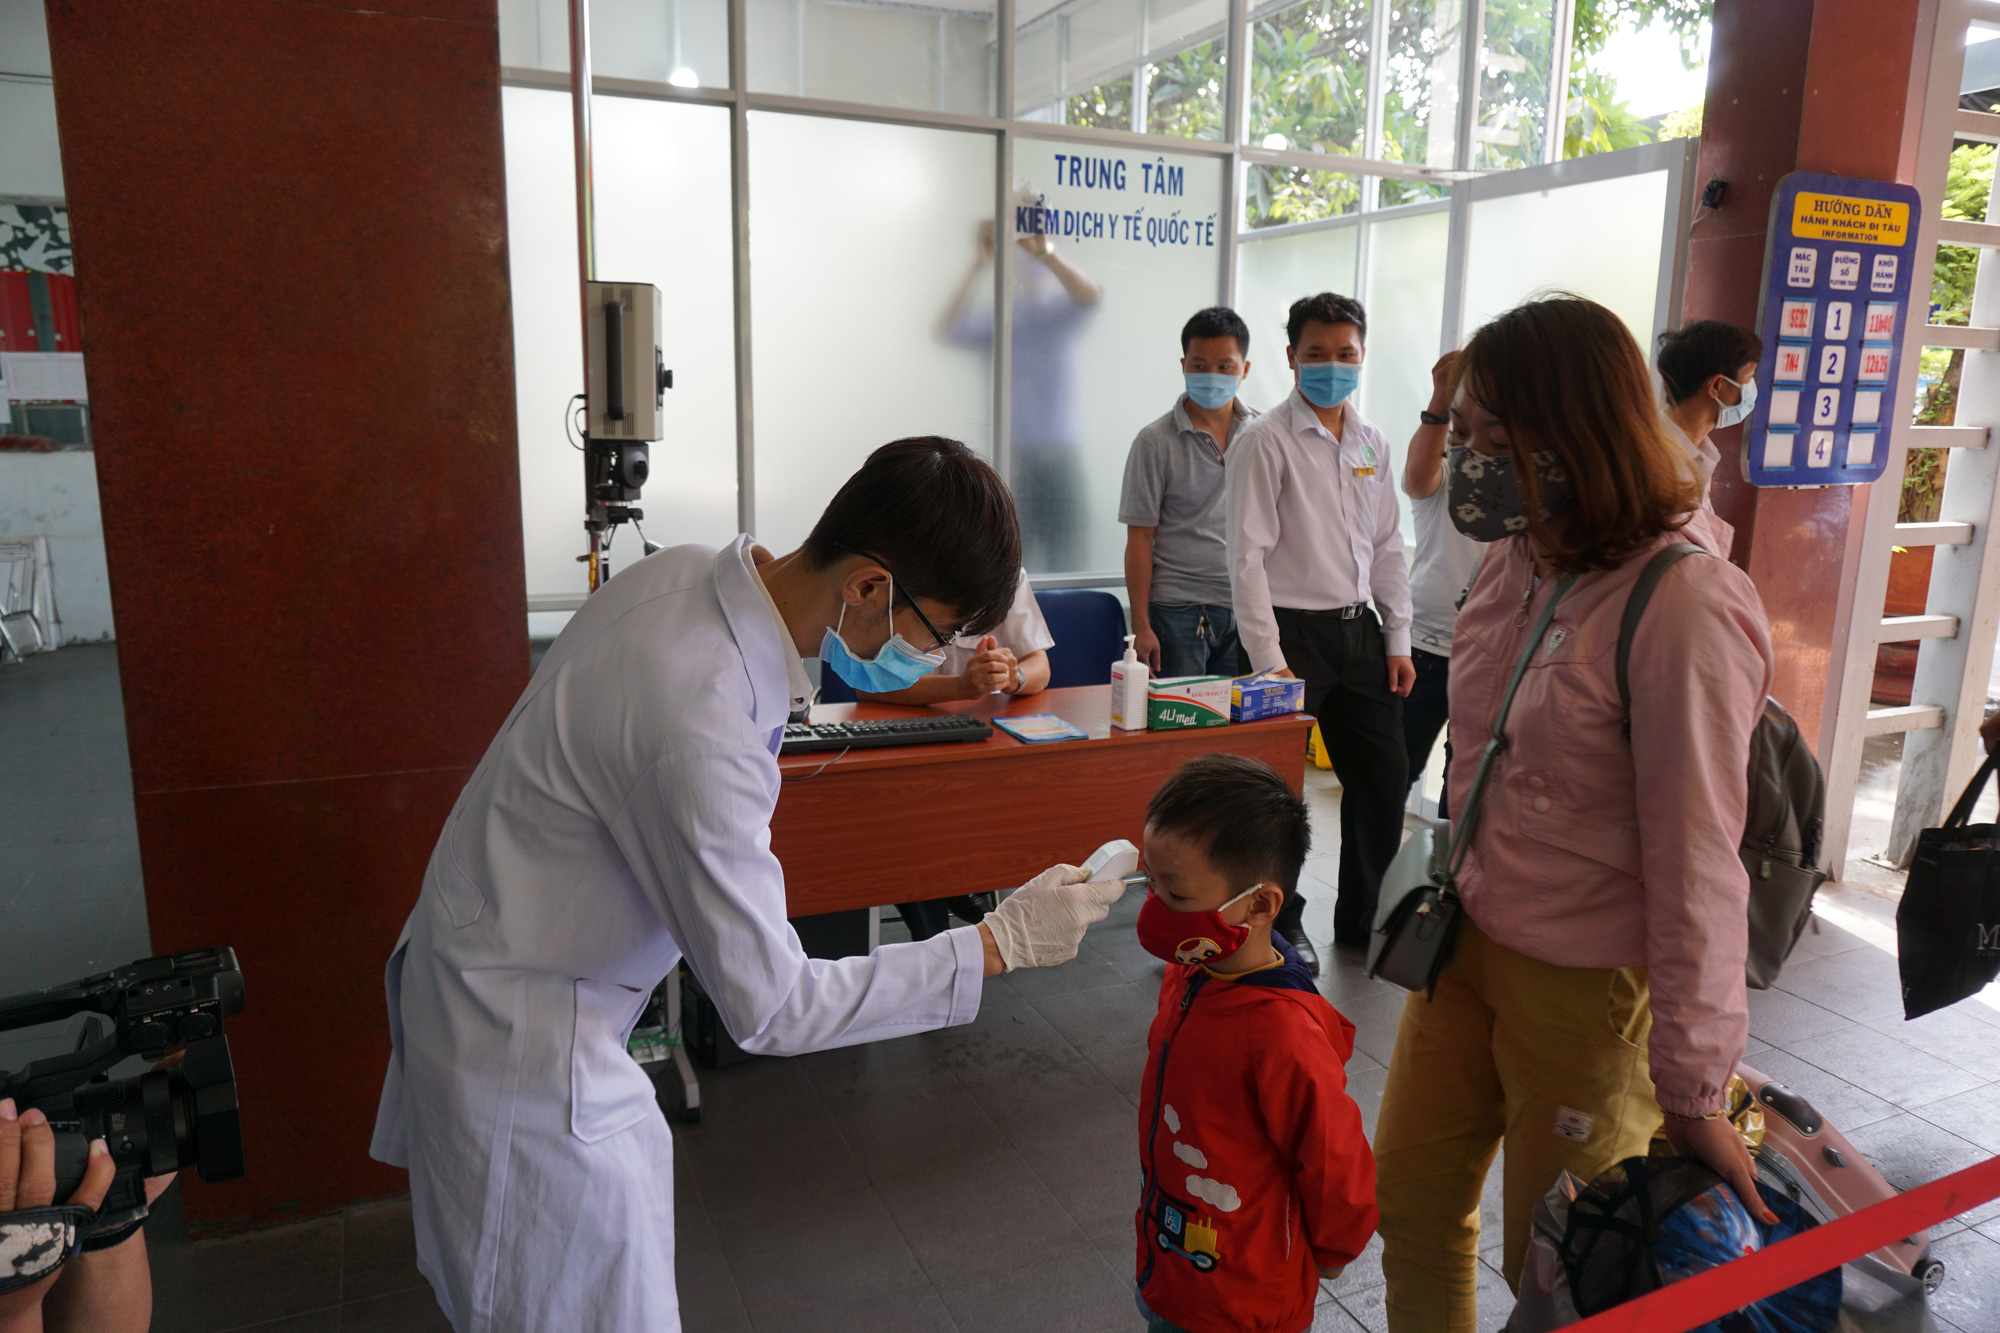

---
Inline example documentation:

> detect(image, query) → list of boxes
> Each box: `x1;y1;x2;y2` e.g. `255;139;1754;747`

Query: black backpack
1616;544;1827;989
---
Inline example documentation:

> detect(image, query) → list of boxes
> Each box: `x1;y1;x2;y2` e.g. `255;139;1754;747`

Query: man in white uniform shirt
1226;293;1415;968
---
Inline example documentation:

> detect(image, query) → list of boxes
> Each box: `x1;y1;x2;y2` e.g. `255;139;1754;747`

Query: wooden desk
773;685;1312;916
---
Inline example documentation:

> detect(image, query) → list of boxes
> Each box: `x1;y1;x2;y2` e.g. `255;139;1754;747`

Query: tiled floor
4;643;1999;1332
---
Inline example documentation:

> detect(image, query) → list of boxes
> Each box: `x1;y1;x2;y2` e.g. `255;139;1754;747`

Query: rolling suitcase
1738;1062;1946;1318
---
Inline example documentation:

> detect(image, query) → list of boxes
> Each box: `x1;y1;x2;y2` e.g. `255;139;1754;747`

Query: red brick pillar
1687;0;1930;751
44;0;528;1229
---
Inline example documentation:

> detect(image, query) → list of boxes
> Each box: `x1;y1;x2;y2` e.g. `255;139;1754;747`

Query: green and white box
1147;675;1232;730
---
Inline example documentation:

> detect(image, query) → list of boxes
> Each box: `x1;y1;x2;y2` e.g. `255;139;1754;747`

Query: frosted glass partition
1360;206;1448;545
1461;168;1669;348
1007;139;1223;574
1234;222;1359;413
499;0;730;88
747;0;996;115
749;113;995;554
502;88;739;611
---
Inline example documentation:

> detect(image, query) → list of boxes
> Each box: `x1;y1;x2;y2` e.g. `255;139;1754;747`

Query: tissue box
1231;671;1306;722
1147;676;1232;730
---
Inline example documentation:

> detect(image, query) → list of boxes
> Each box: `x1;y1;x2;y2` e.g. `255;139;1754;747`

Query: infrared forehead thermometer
1083;839;1142;883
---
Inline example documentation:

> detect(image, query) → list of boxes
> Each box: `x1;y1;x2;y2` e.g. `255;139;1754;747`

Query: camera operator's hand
0;1099;116;1333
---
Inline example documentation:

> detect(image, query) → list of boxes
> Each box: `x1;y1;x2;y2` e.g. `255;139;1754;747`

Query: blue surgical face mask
819;576;947;693
1183;372;1240;411
1714;376;1757;429
1297;359;1361;409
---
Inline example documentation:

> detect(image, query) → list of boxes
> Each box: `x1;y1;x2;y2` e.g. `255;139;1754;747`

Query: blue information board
1748;171;1921;487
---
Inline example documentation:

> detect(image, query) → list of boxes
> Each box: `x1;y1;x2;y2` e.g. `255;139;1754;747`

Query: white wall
0;0;63;200
0;452;114;642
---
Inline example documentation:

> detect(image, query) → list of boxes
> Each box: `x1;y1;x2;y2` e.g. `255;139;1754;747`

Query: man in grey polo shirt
1119;307;1259;677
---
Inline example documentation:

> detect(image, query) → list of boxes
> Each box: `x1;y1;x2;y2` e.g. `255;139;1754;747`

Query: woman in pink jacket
1372;296;1777;1331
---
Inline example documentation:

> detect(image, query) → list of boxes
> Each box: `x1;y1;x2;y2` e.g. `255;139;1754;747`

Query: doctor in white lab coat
370;438;1124;1332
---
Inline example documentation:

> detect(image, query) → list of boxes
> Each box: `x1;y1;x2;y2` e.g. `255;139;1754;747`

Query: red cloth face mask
1135;885;1259;966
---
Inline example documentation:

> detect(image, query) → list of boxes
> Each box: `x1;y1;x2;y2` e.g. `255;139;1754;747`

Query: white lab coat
371;537;987;1332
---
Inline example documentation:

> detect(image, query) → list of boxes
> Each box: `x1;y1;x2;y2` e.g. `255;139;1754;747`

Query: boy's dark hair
1145;754;1312;895
1286;292;1367;349
1655;320;1764;404
1181;306;1251;356
802;437;1022;637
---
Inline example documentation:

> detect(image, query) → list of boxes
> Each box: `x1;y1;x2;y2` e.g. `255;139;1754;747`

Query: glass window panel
1249;0;1370;158
1068;75;1136;129
1382;0;1466;173
1064;0;1141;101
1462;168;1669;347
1234;222;1358;414
1141;0;1227;140
1015;16;1063;115
1377;173;1450;208
1359;205;1448;545
1562;5;1709;160
1008;140;1223;574
746;0;996;116
749;113;995;554
1244;164;1360;229
1475;0;1556;169
501;89;738;620
1148;0;1224;51
499;0;730;88
1145;38;1226;140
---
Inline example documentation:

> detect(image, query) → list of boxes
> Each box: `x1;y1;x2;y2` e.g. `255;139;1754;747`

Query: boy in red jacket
1132;754;1379;1333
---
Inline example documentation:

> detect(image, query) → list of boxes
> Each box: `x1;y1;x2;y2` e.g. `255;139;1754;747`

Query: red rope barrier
1563;1154;2000;1333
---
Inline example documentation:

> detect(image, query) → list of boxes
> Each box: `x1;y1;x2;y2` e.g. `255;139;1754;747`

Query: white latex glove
983;864;1127;971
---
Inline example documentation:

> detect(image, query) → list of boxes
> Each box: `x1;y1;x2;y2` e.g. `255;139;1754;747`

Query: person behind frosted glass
1655;319;1763;503
369;437;1132;1333
1371;296;1776;1332
1120;305;1260;679
938;192;1102;573
1399;349;1483;817
1224;292;1415;975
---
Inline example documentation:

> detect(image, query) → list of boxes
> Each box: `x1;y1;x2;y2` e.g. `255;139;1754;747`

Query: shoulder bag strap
1445;572;1579;878
1942;748;2000;830
1615;543;1705;738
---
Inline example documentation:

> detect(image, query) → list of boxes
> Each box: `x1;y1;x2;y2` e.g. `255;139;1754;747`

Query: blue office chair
1033;589;1129;688
813;658;857;704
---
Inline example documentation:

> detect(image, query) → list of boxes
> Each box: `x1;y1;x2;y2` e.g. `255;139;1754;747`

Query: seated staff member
861;568;1054;939
1120;306;1259;677
1655;320;1762;501
858;568;1052;706
372;437;1129;1332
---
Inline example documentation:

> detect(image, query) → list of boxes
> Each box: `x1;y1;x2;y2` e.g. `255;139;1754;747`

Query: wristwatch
1419;408;1449;426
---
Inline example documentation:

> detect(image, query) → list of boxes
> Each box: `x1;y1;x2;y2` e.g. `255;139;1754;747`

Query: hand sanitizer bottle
1110;634;1149;730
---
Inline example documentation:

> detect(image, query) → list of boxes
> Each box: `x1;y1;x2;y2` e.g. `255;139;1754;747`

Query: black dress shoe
947;892;996;925
1281;924;1321;977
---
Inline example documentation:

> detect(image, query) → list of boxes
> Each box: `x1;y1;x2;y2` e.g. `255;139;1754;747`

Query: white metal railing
1822;0;2000;876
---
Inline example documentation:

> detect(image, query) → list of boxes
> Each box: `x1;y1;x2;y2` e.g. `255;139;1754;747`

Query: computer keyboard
779;715;995;755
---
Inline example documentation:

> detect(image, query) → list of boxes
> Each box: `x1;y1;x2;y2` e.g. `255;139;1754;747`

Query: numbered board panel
1749;172;1921;487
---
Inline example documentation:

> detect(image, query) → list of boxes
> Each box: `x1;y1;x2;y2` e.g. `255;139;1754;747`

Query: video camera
0;947;245;1240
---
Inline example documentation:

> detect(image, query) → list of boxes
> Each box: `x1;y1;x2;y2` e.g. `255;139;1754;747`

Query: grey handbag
1367;572;1578;995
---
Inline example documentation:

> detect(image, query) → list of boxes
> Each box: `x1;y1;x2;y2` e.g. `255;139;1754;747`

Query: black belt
1283;603;1373;621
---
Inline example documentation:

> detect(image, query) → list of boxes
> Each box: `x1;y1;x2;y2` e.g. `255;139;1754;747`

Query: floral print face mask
1445;444;1577;542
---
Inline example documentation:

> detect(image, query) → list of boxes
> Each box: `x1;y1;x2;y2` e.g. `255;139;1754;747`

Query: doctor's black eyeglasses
839;545;967;651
